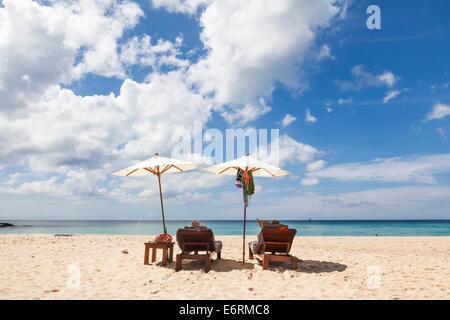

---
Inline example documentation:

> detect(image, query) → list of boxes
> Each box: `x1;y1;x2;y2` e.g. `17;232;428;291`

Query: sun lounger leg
291;257;297;270
204;255;211;273
217;251;221;259
176;254;182;271
262;254;269;270
248;243;254;260
151;248;156;263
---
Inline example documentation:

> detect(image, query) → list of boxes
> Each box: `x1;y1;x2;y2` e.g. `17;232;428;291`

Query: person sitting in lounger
187;219;207;229
176;222;222;272
249;220;298;270
250;219;286;254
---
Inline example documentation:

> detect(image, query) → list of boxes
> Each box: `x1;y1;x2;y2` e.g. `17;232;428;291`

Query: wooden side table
144;241;174;266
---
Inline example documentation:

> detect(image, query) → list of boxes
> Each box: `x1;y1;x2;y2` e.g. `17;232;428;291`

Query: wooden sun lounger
175;228;222;273
249;227;297;270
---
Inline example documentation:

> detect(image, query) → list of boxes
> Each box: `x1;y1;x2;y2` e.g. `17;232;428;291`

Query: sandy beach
0;234;449;300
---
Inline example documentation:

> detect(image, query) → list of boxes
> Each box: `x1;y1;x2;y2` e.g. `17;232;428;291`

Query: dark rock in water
0;223;14;227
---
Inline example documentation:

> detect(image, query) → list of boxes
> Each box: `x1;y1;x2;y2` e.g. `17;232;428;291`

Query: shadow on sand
152;258;255;272
150;256;346;273
255;258;347;273
296;259;347;273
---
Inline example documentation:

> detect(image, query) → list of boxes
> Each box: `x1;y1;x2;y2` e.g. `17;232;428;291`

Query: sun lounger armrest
214;240;222;253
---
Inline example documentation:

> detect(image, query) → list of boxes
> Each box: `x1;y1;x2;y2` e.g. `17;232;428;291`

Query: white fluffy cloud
107;169;226;204
317;44;335;61
0;0;339;204
383;88;408;103
383;89;401;103
0;69;213;200
278;113;297;127
120;34;188;71
66;0;144;80
306;160;326;171
275;135;321;165
305;108;317;123
0;0;143;114
219;98;272;125
300;177;319;186
306;154;450;184
254;134;322;169
335;65;400;91
425;102;450;121
188;0;346;124
151;0;212;14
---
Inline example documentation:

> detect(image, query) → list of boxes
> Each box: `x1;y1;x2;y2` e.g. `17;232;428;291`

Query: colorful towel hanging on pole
247;170;255;195
235;168;255;207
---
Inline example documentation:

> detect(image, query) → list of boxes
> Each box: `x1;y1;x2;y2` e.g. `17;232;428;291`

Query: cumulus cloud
383;88;408;103
306;154;450;184
107;169;226;204
300;177;319;186
317;44;335;60
306;160;326;171
0;70;213;200
188;0;347;124
220;97;271;125
0;0;338;204
0;169;108;198
278;113;297;127
0;0;143;114
425;102;450;121
120;34;188;71
334;65;400;91
383;89;401;103
151;0;213;15
305;108;317;123
275;135;321;165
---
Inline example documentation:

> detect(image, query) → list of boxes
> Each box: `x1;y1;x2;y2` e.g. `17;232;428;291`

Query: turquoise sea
0;220;449;236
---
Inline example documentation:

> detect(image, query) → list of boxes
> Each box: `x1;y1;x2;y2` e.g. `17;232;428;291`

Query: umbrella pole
242;203;246;263
157;173;167;234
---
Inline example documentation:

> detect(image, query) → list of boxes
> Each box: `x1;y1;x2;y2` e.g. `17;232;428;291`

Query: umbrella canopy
113;154;200;177
113;153;200;234
205;153;290;262
205;154;290;177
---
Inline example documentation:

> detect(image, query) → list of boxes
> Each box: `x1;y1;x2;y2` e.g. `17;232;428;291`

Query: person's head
191;219;201;227
271;219;280;225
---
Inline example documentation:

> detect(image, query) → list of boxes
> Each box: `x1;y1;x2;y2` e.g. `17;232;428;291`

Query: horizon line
2;219;449;222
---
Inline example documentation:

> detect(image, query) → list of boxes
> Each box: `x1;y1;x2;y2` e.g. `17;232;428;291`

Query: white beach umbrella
205;153;290;262
113;153;200;234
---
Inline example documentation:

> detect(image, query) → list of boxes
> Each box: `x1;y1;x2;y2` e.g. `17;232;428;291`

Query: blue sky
0;0;449;220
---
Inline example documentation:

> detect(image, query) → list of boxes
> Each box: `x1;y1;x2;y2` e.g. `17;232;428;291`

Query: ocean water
1;220;450;236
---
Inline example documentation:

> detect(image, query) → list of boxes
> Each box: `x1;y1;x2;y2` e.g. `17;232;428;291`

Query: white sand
0;234;449;300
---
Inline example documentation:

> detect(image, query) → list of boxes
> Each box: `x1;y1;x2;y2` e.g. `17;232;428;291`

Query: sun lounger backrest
176;228;216;253
261;228;297;253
